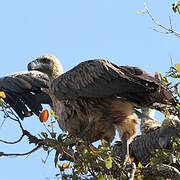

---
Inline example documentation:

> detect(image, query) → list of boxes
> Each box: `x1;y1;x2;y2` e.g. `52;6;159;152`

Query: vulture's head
28;55;64;80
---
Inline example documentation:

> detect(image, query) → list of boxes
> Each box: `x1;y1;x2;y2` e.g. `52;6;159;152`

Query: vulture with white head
0;55;173;164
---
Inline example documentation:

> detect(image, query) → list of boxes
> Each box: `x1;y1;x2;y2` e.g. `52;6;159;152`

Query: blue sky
0;1;180;179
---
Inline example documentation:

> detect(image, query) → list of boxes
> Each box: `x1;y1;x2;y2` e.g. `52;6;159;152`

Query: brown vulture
0;55;173;164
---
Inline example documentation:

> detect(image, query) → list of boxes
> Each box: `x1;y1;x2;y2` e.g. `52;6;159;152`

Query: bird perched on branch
0;55;173;164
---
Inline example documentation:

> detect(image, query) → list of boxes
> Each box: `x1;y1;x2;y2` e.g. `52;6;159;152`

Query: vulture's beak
28;60;41;71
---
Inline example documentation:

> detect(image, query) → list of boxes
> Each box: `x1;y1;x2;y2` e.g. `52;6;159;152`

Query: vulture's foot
126;162;136;180
77;121;95;141
121;154;130;167
120;133;130;166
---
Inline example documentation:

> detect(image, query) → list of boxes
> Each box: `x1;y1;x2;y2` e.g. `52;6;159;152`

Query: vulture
0;55;173;164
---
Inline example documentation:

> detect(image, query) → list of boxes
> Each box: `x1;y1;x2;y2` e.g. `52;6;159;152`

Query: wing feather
52;59;170;106
0;71;52;119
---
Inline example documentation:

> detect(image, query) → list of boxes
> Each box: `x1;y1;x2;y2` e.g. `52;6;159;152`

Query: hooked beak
28;60;40;71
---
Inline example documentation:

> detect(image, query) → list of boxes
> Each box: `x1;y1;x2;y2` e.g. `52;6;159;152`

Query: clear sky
0;1;179;179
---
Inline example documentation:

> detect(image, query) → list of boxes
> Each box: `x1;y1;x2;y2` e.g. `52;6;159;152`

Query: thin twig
144;4;180;38
0;134;24;144
2;145;41;157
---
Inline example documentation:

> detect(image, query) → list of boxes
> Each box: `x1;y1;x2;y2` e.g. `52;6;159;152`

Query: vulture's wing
0;71;51;119
52;59;171;106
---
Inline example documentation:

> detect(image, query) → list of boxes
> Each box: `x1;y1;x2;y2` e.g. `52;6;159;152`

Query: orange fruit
39;109;49;123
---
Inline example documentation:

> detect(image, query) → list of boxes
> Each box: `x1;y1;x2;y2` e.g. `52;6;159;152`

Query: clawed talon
120;133;131;167
121;154;130;166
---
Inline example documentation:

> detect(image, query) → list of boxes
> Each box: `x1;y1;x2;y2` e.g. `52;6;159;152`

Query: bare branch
144;4;180;38
0;134;24;144
1;145;41;157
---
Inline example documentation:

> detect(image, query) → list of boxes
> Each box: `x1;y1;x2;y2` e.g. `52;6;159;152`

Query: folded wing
0;71;52;119
52;59;171;106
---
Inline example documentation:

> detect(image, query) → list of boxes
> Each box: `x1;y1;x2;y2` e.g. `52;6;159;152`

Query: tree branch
143;4;180;38
0;134;24;144
1;145;41;157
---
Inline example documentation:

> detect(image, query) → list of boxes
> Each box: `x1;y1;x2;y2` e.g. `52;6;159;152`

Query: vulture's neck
50;62;64;81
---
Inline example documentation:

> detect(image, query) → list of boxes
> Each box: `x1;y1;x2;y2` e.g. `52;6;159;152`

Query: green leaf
137;10;145;14
97;173;105;180
0;98;4;106
0;91;6;99
138;162;143;168
175;64;180;73
160;74;169;85
104;156;112;169
170;73;180;78
165;111;170;119
62;162;71;170
83;148;88;154
101;139;110;151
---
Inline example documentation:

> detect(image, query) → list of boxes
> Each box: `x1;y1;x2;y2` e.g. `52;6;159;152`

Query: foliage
0;64;179;179
173;1;180;14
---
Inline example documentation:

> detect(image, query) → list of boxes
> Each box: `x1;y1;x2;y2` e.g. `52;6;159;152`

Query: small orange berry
39;109;49;123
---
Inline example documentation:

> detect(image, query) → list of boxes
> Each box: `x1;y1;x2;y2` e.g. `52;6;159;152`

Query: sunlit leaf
0;91;6;99
97;173;104;180
160;74;169;85
83;148;88;154
138;162;143;168
137;10;145;14
50;109;59;120
175;64;180;73
165;111;170;119
62;162;72;170
56;162;60;168
102;139;110;148
104;156;112;169
0;98;4;106
50;109;55;116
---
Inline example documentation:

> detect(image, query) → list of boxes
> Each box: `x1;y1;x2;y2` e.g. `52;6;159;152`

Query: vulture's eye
42;59;51;64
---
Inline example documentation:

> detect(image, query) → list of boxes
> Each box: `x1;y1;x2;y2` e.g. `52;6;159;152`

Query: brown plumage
0;55;173;164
